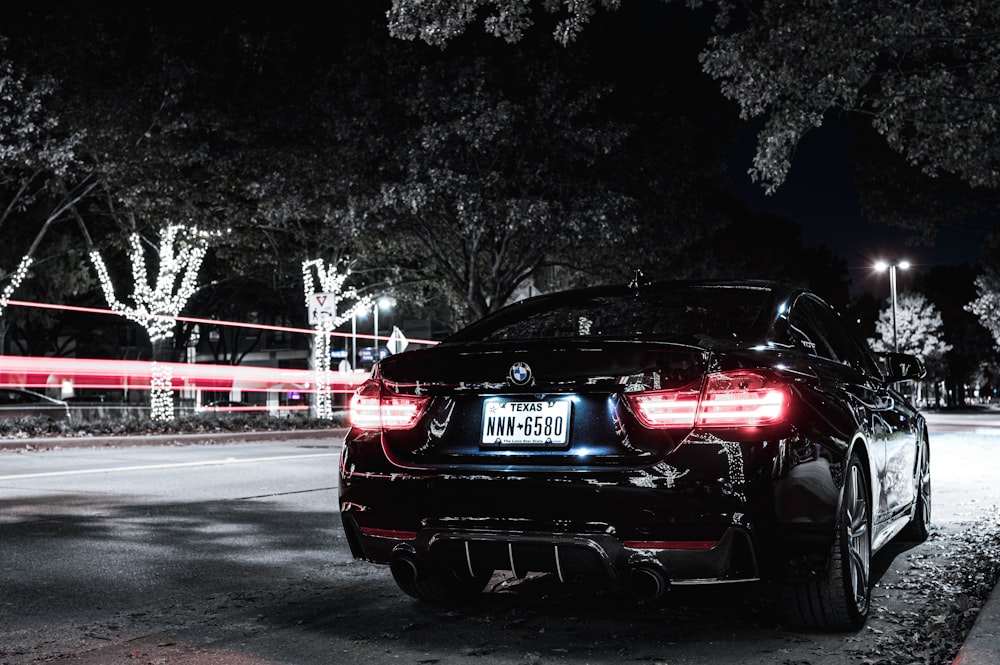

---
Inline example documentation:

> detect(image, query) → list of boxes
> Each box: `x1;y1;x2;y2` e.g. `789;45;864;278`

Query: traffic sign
308;292;337;325
360;347;389;362
386;325;409;354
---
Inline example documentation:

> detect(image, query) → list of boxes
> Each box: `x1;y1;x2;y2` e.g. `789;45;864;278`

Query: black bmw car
339;279;930;631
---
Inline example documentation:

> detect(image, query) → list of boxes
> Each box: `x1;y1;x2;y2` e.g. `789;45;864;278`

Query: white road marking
0;452;338;481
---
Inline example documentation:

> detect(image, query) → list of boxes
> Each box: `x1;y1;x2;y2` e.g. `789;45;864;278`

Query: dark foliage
0;413;345;441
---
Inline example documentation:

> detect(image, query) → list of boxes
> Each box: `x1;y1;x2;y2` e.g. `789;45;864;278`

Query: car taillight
627;385;701;427
349;379;429;431
696;370;786;426
626;370;787;428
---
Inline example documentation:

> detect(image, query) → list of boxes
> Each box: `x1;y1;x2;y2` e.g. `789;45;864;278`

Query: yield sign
386;325;409;355
308;292;337;325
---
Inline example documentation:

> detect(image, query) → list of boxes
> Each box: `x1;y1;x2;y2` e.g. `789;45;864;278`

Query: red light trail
0;355;366;395
0;299;438;399
3;298;440;345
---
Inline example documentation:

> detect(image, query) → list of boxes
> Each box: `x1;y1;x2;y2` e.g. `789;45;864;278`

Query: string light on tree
91;224;219;421
302;258;373;419
91;225;217;342
0;255;34;317
149;362;174;421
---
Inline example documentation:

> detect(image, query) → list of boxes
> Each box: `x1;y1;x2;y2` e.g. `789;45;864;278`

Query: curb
953;577;1000;665
0;427;348;451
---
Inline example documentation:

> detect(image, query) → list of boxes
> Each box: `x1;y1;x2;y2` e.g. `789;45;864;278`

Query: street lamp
874;259;910;352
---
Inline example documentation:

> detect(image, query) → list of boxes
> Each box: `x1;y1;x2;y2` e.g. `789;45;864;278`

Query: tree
968;229;1000;346
2;4;369;350
0;38;91;325
701;2;1000;194
90;225;217;420
676;207;852;311
302;258;372;419
388;0;1000;195
870;292;951;358
387;0;637;47
1;232;96;357
850;119;1000;244
1;4;741;337
968;274;1000;346
869;292;951;405
917;265;996;407
341;47;634;323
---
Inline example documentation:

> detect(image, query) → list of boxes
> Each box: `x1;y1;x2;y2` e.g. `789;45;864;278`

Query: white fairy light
91;225;216;342
303;258;374;419
149;361;174;421
91;224;218;421
0;255;34;317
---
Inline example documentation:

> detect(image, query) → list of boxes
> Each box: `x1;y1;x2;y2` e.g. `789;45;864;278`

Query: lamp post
874;259;910;352
373;297;392;360
351;313;358;371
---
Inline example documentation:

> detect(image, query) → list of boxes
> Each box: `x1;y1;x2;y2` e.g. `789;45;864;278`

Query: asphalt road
0;414;997;664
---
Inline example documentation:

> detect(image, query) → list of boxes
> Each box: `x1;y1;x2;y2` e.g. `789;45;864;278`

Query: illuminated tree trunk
150;338;175;421
313;321;334;419
302;258;372;419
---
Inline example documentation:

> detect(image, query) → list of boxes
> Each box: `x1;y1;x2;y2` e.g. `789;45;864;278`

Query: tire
781;452;872;631
393;559;492;605
899;433;931;542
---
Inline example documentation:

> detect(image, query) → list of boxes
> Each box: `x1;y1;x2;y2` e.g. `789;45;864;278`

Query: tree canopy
334;8;739;324
341;47;633;321
0;1;989;353
388;0;1000;196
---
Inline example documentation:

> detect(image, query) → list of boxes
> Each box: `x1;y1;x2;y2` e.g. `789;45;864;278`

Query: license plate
481;399;571;447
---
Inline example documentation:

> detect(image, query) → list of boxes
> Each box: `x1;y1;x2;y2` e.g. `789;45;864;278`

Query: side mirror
882;352;926;383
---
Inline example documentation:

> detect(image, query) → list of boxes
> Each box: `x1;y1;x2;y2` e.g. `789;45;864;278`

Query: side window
788;298;838;361
789;296;881;377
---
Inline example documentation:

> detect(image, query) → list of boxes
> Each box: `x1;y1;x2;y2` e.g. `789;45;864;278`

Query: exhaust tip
390;551;421;586
628;564;669;602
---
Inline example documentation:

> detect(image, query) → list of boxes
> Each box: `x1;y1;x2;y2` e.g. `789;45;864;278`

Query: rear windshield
447;284;777;348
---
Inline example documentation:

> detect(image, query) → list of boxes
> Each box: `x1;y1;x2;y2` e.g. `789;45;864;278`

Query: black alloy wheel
781;452;872;631
900;433;931;542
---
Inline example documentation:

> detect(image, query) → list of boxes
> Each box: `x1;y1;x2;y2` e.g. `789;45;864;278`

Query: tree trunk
149;337;176;420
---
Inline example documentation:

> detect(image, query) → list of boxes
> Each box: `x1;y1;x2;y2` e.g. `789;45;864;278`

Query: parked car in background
0;388;71;421
339;279;930;631
195;400;266;417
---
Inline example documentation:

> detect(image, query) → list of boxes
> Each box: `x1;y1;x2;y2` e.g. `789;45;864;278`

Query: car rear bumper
342;512;760;595
339;430;844;587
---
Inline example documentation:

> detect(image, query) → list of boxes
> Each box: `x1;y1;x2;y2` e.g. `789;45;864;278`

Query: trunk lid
374;339;711;472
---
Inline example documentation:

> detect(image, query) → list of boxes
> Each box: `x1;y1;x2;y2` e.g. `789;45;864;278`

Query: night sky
725;119;988;294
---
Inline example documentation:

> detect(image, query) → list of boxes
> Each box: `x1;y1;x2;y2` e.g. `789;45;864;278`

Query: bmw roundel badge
508;361;533;386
